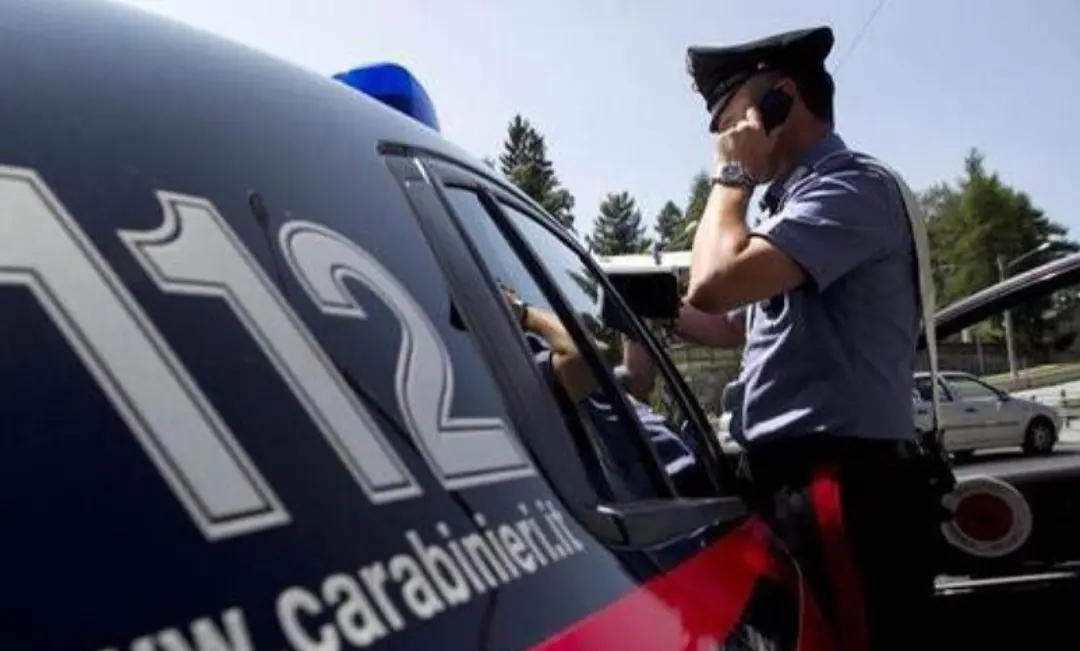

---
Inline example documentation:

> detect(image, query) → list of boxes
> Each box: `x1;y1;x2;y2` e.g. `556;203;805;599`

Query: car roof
914;371;969;379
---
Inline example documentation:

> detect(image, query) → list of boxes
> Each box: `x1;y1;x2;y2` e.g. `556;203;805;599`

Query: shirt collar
759;131;847;214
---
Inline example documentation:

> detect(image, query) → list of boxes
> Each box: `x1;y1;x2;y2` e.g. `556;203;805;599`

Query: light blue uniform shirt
731;132;919;445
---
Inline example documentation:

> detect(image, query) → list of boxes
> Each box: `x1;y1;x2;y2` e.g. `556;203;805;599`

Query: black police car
0;1;837;649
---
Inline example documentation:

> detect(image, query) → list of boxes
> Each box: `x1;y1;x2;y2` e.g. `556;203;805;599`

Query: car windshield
946;376;1001;401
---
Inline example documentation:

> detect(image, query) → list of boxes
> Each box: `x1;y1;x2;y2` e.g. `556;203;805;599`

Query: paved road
953;429;1080;477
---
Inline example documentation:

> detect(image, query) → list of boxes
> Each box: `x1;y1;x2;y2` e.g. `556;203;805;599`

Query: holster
912;429;958;523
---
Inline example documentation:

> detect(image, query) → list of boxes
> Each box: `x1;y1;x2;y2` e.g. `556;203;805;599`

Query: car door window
914;376;952;402
442;188;717;502
913;377;933;402
505;207;709;470
946;376;1002;402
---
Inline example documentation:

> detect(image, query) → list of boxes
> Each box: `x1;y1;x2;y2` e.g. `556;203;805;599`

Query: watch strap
711;162;756;189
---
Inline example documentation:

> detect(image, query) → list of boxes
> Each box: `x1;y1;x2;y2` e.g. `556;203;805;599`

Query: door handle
964;407;977;413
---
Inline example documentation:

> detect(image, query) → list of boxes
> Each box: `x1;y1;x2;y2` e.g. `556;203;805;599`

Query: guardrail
1026;391;1080;427
987;365;1080;393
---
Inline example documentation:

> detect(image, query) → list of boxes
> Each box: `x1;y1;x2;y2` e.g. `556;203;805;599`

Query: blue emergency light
333;63;440;132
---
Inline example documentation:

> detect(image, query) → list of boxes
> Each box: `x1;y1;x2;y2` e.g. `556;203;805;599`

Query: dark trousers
739;437;942;651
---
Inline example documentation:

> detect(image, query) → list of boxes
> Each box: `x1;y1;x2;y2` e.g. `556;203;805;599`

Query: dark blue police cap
687;26;834;127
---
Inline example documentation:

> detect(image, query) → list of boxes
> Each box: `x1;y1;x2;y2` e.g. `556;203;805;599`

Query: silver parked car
913;371;1062;458
714;370;1062;458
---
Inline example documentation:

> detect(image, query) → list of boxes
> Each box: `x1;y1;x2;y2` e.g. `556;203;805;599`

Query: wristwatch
711;161;755;189
509;296;529;328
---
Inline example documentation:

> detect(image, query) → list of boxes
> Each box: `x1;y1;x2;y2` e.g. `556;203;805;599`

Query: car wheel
1023;417;1057;455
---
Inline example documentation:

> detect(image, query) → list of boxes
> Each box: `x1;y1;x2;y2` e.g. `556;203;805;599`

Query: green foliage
497;115;575;230
586;191;651;256
653;201;686;252
922;149;1076;355
657;170;713;250
684;170;711;230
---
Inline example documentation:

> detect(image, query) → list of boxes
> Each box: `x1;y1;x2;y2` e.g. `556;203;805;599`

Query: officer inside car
684;27;939;651
498;285;712;499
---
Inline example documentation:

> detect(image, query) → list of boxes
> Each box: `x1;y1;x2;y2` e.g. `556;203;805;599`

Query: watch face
721;162;747;181
718;162;751;186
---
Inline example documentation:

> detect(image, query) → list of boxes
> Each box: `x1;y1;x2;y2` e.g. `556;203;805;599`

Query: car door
418;157;834;650
914;375;969;450
933;374;992;450
940;374;1019;447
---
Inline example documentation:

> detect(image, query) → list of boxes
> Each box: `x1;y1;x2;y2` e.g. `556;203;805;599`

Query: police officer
684;27;939;651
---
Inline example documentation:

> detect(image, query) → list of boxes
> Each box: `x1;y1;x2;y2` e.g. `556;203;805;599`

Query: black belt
745;434;919;461
737;435;923;490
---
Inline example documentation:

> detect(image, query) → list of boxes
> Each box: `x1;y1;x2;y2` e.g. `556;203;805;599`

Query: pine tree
921;149;1077;355
586;191;651;255
670;170;712;245
653;201;686;251
684;171;711;228
497;115;576;230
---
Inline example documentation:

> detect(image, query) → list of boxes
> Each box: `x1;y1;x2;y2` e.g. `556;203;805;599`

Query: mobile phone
759;87;793;133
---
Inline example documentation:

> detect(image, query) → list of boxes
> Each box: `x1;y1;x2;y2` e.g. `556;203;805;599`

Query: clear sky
118;0;1080;241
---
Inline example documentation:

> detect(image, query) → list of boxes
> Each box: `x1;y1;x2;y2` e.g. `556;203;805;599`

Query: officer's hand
715;107;782;183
